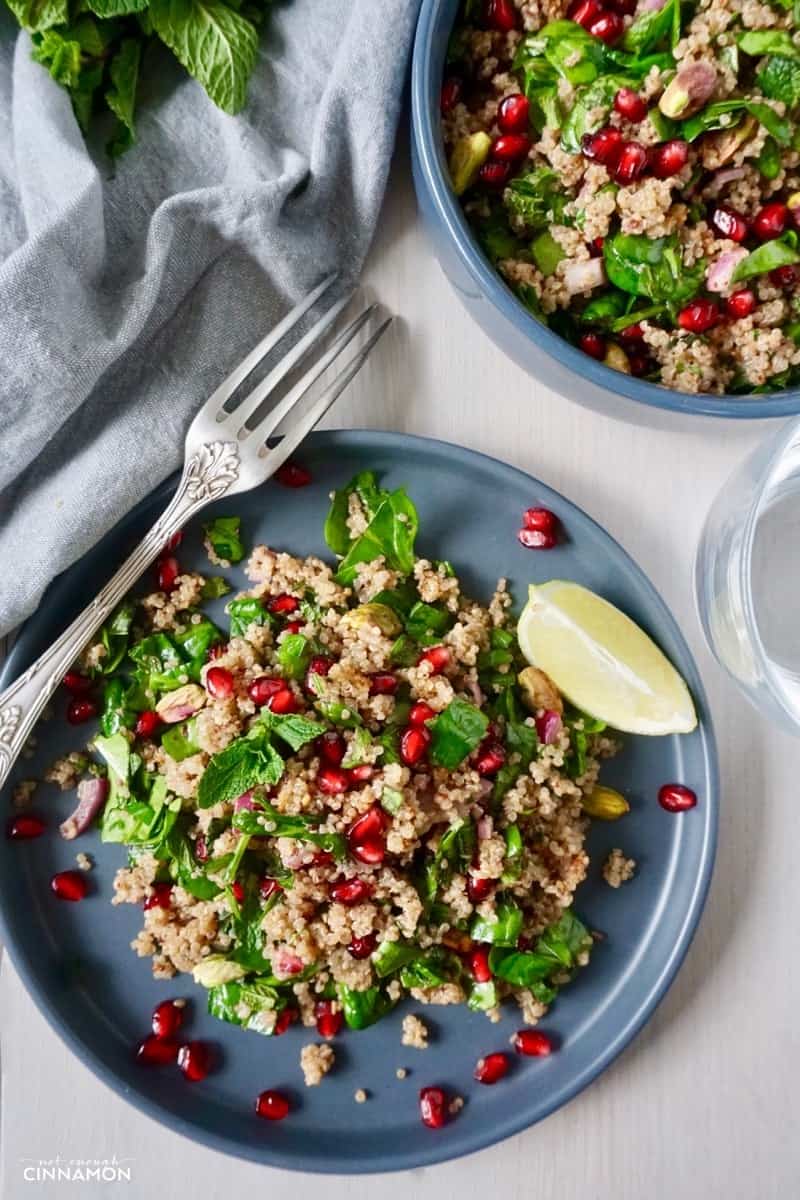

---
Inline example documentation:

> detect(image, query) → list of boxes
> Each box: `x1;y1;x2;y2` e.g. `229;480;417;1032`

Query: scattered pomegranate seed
269;593;300;615
63;671;92;695
348;932;377;960
305;655;334;693
177;1040;212;1082
478;160;512;188
419;1086;448;1129
400;725;431;766
266;689;299;715
467;873;494;903
725;289;757;319
315;1000;343;1038
475;740;505;775
568;0;604;27
369;672;398;696
195;835;209;862
485;0;517;31
579;331;606;360
137;1035;179;1066
618;323;644;343
649;139;688;179
613;87;647;122
206;665;235;699
514;1029;553;1056
347;764;374;784
143;882;173;910
259;876;283;900
469;945;492;982
418;645;450;673
273;1009;296;1035
231;881;245;904
409;702;435;726
348;805;385;842
709;205;748;242
752;202;788;241
440;76;462;115
152;999;186;1040
352;838;385;864
157;555;180;592
248;676;284;706
524;507;559;537
135;709;161;738
589;10;623;42
497;93;530;134
628;353;651;376
678;298;720;333
318;766;349;795
165;529;183;551
255;1089;290;1121
330;877;374;905
66;697;97;725
580;126;623;167
275;462;311;488
51;870;88;901
7;814;46;840
658;783;697;812
613;141;648;185
518;528;557;549
318;731;346;766
474;1052;510;1085
491;134;532;163
285;620;304;635
770;264;798;288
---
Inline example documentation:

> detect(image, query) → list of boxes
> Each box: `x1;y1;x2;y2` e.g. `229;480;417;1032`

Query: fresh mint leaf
149;0;259;114
106;36;140;155
197;732;285;809
7;0;68;30
257;710;325;751
341;725;374;768
86;0;148;13
738;29;798;57
682;99;792;145
503;165;568;227
428;699;489;769
203;515;245;564
31;28;82;85
757;54;800;108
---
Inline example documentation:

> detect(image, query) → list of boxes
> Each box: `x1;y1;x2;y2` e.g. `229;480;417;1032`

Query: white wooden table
2;131;798;1200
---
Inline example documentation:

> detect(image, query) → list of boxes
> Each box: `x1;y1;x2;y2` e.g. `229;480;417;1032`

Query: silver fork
0;277;391;790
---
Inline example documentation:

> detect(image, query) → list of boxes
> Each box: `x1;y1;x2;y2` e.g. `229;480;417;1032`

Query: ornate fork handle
0;441;240;791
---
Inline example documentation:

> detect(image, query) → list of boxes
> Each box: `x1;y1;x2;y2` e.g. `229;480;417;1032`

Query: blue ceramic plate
0;431;717;1173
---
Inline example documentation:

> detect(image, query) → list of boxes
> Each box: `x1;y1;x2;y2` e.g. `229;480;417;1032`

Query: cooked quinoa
443;0;800;395
603;847;637;886
300;1043;335;1087
57;472;625;1043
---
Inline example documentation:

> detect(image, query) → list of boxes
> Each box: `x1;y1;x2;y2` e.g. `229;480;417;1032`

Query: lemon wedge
517;581;697;735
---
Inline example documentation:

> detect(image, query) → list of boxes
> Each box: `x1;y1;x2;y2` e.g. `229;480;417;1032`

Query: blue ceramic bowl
410;0;800;421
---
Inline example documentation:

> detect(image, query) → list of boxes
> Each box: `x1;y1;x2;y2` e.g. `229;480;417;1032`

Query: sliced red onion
564;258;607;295
466;678;486;707
706;248;748;293
638;0;667;11
234;790;256;812
704;166;747;198
536;710;563;745
59;777;109;840
477;815;494;840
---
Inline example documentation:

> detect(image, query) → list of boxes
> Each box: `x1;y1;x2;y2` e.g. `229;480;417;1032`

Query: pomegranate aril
419;645;450;672
485;0;517;31
347;764;374;784
135;709;161;738
579;331;606;360
536;709;562;744
469;945;492;983
619;322;644;343
305;655;334;693
206;665;235;698
770;264;798;289
267;688;299;715
409;702;435;727
259;876;282;899
348;932;377;960
285;620;304;635
157;555;180;592
649;138;688;179
137;1034;179;1066
658;783;697;812
725;289;757;319
231;880;245;904
474;1051;510;1084
330;877;374;905
613;87;647;122
275;462;311;488
497;93;530;134
63;671;92;695
514;1029;553;1056
518;527;557;549
613;141;648;185
441;76;462;115
400;725;431;766
248;675;284;706
490;134;531;163
195;835;209;863
677;298;720;333
144;882;173;910
467;873;494;903
475;740;505;775
269;593;300;615
315;1000;343;1038
152;999;186;1040
709;205;748;243
524;507;558;536
318;766;349;795
67;698;97;725
352;838;385;864
628;353;651;376
273;1009;296;1035
165;529;183;551
318;731;346;765
568;0;604;27
752;202;788;241
478;160;512;188
7;814;46;840
348;806;385;844
589;10;623;42
255;1089;290;1121
369;672;398;696
177;1040;212;1082
51;870;88;901
581;126;623;167
419;1086;447;1129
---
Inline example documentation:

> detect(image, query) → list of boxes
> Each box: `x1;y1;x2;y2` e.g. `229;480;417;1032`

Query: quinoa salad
442;0;800;394
21;471;633;1049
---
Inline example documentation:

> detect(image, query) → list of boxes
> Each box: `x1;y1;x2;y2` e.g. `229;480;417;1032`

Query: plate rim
0;428;719;1173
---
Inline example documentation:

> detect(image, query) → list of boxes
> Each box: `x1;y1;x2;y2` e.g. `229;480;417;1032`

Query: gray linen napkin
0;0;420;636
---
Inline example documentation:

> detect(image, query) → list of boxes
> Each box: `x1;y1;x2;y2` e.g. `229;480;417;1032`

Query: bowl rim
410;0;800;420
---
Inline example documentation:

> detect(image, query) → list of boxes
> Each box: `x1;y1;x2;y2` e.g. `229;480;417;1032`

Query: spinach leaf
201;576;231;600
161;718;200;762
208;978;288;1034
174;617;223;677
468;980;499;1011
324;470;385;557
501;824;524;883
128;633;185;692
580;289;630;326
371;940;420;978
476;206;525;263
757;135;782;179
95;735;181;846
399;950;457;989
97;599;137;674
531;229;565;276
537;909;592;964
337;984;396;1030
203;515;244;563
162;825;221;899
603;232;704;302
470;901;523;946
682;100;792;145
488;948;554;985
276;633;312;680
622;0;677;55
422;819;476;903
405;601;453;644
488;909;591;987
99;677;141;736
732;237;800;282
370;579;419;619
757;55;800;108
520;21;607;86
503;166;567;228
390;634;420;667
335;489;419;585
232;798;346;859
225;596;272;638
561;76;628;154
428;699;489;769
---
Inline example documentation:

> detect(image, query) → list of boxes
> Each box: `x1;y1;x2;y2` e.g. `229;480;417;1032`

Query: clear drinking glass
695;417;800;737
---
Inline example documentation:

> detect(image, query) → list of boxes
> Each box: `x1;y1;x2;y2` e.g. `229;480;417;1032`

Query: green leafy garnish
681;99;792;145
97;600;137;675
732;237;800;282
203;516;245;564
337;984;396;1030
208;978;288;1034
276;633;312;680
603;232;704;303
226;596;272;638
489;909;591;989
428;699;489;769
334;488;419;586
470;901;524;947
503;167;568;228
